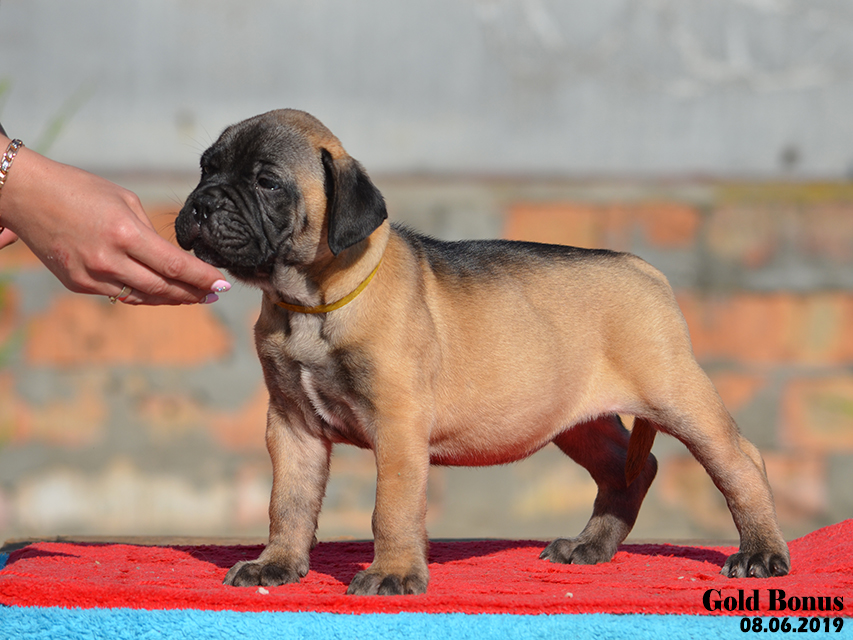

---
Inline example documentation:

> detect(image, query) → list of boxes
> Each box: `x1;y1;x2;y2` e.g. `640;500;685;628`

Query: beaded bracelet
0;138;25;234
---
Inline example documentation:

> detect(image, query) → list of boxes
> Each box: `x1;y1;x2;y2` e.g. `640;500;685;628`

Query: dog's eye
257;176;281;191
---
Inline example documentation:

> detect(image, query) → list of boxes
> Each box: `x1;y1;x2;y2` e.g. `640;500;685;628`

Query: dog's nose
193;202;210;223
191;192;218;223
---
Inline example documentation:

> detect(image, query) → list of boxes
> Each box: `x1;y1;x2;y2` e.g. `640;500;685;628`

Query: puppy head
175;109;387;285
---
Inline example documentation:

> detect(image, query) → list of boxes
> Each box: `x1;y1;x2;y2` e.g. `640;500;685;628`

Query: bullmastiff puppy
175;109;790;595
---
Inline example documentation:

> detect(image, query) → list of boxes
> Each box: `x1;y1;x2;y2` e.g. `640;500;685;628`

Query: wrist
0;136;43;236
0;135;27;233
0;138;25;189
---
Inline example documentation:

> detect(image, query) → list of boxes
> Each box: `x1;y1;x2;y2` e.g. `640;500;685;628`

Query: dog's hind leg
649;365;790;578
540;414;658;565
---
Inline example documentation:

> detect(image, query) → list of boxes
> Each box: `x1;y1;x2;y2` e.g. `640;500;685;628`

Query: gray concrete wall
1;0;852;178
2;1;852;545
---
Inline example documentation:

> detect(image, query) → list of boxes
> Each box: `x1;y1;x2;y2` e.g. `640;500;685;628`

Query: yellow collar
270;257;382;314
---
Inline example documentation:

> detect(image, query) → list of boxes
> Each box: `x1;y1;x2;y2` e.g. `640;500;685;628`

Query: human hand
0;141;230;305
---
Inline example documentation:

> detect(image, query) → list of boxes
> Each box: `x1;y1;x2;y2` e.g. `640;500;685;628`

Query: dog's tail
625;417;657;486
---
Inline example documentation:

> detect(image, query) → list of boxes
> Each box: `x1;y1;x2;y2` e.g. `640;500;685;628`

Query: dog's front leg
347;422;430;596
224;406;331;587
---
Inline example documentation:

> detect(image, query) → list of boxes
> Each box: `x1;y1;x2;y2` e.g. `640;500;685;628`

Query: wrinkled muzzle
175;184;283;278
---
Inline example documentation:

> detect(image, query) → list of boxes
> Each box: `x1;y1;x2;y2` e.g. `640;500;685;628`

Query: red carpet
1;520;850;615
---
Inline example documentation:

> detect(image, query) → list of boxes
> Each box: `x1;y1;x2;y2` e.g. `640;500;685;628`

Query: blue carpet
0;606;817;640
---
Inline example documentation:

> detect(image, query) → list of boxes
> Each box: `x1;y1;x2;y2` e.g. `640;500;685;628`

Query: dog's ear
322;148;388;255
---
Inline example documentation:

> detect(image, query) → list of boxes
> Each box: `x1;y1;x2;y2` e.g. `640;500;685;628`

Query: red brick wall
1;183;850;543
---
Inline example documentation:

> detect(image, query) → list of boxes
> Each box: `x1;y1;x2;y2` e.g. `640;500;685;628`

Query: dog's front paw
540;537;616;565
346;569;428;596
223;560;306;587
721;551;790;578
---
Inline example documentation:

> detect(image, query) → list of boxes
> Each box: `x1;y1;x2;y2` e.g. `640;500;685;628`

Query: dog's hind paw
346;569;428;596
223;560;305;587
721;551;790;578
539;537;617;565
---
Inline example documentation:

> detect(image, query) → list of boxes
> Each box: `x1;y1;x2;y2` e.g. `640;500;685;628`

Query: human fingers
49;216;228;305
104;280;220;307
33;221;218;304
125;226;230;304
0;227;18;249
91;253;225;306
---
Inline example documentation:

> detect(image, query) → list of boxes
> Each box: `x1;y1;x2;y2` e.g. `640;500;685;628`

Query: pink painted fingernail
211;279;232;293
201;293;220;305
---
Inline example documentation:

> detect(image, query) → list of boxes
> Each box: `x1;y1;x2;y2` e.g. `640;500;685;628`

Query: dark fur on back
393;224;618;280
